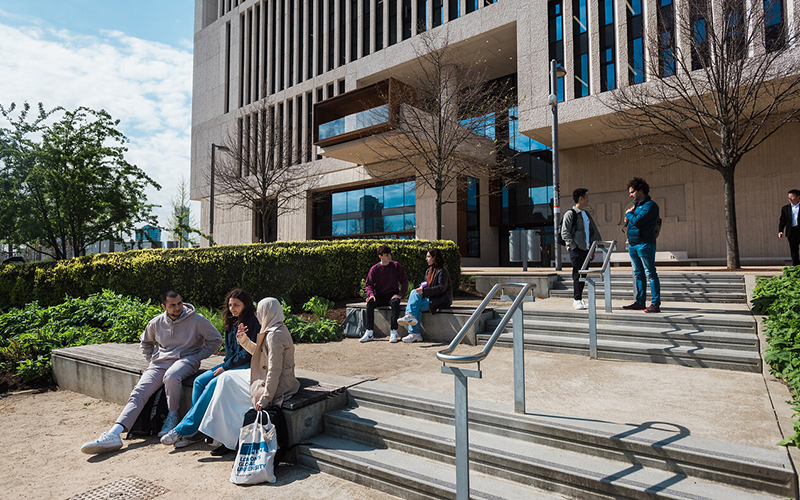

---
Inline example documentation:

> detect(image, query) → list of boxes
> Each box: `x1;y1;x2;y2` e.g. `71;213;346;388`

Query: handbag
230;410;278;485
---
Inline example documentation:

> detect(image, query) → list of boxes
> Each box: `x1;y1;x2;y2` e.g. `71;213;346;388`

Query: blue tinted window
384;182;404;208
332;220;347;235
404;181;416;206
332;192;347;214
404;213;416;230
384;214;405;231
347;188;365;213
364;186;384;206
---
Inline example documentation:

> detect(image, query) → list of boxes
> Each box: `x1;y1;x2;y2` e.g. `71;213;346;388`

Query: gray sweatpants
116;357;201;430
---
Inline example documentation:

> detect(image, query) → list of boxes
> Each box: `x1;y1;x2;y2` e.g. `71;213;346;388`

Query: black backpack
556;208;577;247
126;387;169;438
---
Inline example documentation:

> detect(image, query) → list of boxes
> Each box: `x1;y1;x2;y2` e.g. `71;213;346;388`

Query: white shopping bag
230;411;278;485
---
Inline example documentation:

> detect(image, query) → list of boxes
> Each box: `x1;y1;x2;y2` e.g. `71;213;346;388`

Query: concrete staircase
477;307;761;372
297;381;795;499
549;272;747;303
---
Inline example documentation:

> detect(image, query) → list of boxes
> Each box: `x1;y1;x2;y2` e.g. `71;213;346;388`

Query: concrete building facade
191;0;800;266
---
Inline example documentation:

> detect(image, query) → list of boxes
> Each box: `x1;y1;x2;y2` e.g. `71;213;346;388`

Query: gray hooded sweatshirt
141;303;223;365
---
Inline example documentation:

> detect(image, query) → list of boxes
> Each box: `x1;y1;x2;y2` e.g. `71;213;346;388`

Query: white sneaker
359;330;374;343
81;432;123;454
573;299;586;310
580;300;589;309
174;434;202;448
160;428;181;445
158;413;180;437
398;314;418;326
402;333;423;343
389;330;398;343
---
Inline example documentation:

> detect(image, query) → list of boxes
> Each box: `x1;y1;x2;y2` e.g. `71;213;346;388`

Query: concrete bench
346;302;494;346
51;343;362;460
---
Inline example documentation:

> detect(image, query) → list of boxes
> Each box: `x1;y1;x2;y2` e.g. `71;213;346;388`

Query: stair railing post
513;304;525;414
441;365;482;500
587;277;598;359
603;247;612;313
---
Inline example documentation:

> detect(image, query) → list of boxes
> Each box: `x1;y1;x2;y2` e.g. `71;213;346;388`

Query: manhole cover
66;476;168;500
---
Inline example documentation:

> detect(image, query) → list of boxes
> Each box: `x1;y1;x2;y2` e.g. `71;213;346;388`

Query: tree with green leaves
166;177;201;248
0;103;160;259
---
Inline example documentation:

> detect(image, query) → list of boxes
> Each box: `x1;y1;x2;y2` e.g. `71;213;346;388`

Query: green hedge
0;239;461;309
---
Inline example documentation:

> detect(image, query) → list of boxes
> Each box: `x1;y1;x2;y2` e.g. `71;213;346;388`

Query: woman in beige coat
236;297;300;410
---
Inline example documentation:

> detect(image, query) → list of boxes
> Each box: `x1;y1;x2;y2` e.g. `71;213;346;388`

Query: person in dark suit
779;189;800;266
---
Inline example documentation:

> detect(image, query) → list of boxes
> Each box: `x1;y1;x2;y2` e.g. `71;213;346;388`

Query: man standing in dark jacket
561;188;602;310
779;189;800;266
623;177;661;313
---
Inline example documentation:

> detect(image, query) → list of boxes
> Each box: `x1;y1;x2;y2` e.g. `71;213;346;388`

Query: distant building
136;225;162;244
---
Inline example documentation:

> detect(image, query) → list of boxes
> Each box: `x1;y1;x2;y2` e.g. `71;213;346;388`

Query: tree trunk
721;170;741;269
435;189;442;240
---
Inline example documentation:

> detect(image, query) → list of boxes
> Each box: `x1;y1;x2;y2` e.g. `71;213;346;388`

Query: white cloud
0;19;196;237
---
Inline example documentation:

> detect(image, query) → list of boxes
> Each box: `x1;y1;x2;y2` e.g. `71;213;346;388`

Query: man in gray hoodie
81;290;222;454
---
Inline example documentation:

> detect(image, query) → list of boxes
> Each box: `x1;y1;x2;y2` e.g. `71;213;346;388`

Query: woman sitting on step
198;297;300;455
397;248;453;343
159;288;260;448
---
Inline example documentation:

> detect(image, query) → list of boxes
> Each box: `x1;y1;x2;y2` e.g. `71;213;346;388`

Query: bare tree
166;176;200;247
212;100;317;243
366;29;520;240
601;0;800;268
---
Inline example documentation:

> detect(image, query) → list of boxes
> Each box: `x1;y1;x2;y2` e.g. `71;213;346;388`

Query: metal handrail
435;281;534;500
578;240;617;275
576;240;617;359
436;282;533;364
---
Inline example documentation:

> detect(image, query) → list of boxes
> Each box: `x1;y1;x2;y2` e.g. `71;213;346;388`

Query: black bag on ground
341;308;365;338
126;387;168;438
242;406;289;464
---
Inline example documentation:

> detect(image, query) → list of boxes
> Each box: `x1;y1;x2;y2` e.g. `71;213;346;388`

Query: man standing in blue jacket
623;177;661;313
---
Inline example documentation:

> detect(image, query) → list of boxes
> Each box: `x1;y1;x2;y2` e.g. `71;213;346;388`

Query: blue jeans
404;290;430;334
173;363;247;437
629;242;660;306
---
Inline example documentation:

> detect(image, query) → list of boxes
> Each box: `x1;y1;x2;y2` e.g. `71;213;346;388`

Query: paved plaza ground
1;292;796;499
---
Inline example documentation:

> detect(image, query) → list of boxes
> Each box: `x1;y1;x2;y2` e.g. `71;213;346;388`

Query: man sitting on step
360;244;409;344
80;290;222;454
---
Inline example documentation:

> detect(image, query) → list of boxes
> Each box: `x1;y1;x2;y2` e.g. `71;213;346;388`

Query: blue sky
0;0;197;240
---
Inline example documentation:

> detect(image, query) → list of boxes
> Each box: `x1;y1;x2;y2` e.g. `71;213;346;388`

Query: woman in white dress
199;297;300;455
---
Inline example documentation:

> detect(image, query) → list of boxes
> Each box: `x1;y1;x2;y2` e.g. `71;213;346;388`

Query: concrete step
493;307;758;334
484;317;758;351
549;288;747;303
298;434;569;500
298;381;794;499
476;332;761;372
551;273;747;303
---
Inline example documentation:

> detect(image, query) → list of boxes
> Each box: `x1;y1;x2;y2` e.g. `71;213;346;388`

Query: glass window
548;1;565;102
384;182;404;208
404;181;416;206
599;0;615;92
628;0;644;84
314;180;416;239
573;0;590;97
659;0;675;77
765;0;785;51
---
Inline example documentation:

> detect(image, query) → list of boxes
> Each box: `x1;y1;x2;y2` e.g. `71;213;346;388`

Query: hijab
256;297;285;335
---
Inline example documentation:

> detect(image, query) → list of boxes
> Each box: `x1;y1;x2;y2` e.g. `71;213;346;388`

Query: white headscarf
256;297;285;335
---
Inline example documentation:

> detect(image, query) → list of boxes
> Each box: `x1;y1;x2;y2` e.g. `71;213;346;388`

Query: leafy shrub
282;299;341;343
0;239;461;309
753;267;800;445
0;290;164;386
303;296;334;318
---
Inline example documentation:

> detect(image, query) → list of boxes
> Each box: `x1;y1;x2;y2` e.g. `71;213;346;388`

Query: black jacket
421;266;453;314
779;203;799;239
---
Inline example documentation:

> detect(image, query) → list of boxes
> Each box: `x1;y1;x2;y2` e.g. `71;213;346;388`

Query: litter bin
509;229;541;270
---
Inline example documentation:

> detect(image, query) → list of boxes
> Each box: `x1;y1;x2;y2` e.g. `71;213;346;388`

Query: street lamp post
549;59;567;271
209;143;229;246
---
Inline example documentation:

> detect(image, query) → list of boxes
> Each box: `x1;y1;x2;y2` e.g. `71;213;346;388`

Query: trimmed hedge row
0;239;461;309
